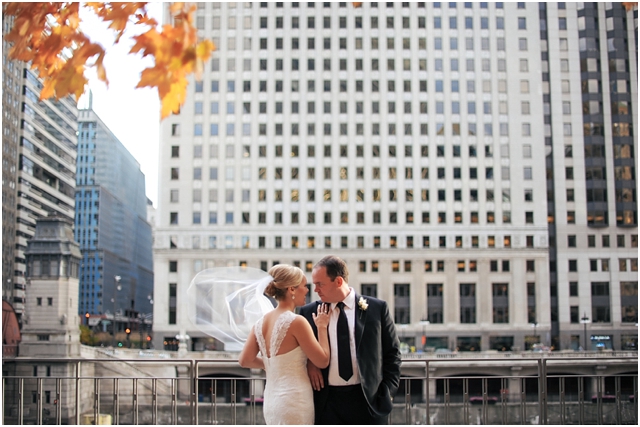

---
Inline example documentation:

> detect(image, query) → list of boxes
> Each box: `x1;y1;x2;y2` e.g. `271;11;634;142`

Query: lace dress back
254;311;314;425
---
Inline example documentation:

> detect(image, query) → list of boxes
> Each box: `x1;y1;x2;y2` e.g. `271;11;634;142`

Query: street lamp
112;275;122;347
580;312;590;351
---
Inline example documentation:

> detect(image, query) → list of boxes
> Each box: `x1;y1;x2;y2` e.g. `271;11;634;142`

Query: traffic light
125;328;131;335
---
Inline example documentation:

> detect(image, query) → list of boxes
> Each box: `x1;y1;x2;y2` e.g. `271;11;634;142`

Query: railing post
596;374;603;424
520;377;526;425
231;378;237;425
17;377;24;425
132;378;138;425
191;360;197;426
615;375;621;424
425;360;430;425
559;376;565;425
152;378;158;425
463;378;469;423
36;377;42;425
538;358;547;424
171;378;177;425
578;375;585;424
75;361;81;425
93;378;99;425
444;378;450;425
634;375;638;424
501;377;507;425
56;377;62;425
114;378;119;425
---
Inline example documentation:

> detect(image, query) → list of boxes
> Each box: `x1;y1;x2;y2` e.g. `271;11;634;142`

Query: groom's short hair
315;255;349;283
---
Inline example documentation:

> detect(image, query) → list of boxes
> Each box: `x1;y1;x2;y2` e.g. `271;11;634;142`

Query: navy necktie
336;302;353;381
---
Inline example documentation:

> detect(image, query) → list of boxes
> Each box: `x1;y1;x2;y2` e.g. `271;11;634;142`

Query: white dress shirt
327;287;360;386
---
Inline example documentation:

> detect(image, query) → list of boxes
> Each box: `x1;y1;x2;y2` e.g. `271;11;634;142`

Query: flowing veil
186;266;275;351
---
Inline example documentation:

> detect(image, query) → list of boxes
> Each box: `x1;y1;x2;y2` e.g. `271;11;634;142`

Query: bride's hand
312;303;330;329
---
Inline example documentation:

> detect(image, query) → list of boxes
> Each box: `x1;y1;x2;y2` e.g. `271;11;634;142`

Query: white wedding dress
254;311;314;425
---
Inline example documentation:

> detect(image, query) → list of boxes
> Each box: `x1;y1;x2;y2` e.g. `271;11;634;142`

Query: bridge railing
2;355;637;425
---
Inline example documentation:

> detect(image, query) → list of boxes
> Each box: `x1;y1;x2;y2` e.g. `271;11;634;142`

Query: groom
300;255;401;424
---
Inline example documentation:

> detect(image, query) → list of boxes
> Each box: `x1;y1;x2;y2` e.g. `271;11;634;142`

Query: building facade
2;14;79;322
153;2;637;352
75;107;154;322
2;15;23;308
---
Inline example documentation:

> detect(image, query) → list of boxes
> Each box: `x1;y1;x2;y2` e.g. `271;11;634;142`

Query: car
531;343;551;352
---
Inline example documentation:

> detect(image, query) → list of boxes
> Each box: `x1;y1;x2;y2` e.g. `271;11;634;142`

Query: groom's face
312;266;343;303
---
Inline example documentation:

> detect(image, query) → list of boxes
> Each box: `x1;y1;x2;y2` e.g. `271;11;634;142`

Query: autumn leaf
132;3;215;118
2;1;214;119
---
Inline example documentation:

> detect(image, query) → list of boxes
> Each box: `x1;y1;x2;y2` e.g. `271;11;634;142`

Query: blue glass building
75;107;153;318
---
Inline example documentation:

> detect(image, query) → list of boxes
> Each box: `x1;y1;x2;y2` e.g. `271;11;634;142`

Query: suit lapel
354;293;366;351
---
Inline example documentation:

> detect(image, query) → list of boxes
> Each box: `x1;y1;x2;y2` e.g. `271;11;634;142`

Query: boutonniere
358;297;368;318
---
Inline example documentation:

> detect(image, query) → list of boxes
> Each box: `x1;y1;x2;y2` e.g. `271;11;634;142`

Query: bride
239;264;330;425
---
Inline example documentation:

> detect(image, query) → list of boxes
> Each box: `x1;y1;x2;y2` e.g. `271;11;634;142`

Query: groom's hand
307;362;324;391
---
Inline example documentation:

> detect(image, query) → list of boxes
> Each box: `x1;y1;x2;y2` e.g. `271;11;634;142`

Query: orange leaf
3;1;213;117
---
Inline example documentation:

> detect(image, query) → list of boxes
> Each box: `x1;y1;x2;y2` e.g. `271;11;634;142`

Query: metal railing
2;355;637;425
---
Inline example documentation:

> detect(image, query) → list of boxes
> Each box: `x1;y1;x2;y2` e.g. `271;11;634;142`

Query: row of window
189;97;552;118
568;234;639;248
173;186;536;204
180;138;531;160
567;259;640;272
167;258;535;275
204;36;553;56
167;232;529;250
204;2;520;10
175;165;537;183
198;77;522;95
212;49;577;78
193;122;530;138
170;142;534;160
207;14;517;32
174;209;535;226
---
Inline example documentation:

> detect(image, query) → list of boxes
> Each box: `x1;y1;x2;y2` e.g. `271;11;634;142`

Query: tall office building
75;107;154;322
153;2;637;352
2;16;23;307
2;16;79;322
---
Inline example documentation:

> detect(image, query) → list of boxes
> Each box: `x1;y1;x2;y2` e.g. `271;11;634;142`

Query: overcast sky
79;3;164;206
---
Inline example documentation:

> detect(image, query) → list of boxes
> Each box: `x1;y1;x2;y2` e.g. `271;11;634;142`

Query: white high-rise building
153;2;637;353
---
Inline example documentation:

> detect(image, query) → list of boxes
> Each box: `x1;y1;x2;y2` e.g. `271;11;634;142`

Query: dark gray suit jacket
299;294;401;418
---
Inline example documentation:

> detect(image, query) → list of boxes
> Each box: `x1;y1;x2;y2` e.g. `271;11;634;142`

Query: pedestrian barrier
2;355;637;425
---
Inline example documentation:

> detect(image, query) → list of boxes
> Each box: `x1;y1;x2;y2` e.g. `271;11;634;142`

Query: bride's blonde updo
264;264;306;301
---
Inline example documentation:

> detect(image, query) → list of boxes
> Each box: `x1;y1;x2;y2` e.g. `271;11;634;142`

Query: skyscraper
2;15;23;309
75;106;154;322
2;19;78;322
153;2;637;353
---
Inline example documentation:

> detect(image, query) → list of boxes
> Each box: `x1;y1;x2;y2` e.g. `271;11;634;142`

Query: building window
169;283;177;324
460;283;476;323
591;282;610;323
394;284;410;324
427;283;443;324
492;283;509;324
